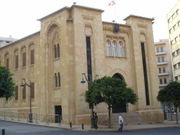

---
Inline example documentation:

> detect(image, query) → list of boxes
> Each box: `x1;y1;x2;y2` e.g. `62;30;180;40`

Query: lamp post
20;78;32;122
81;73;99;128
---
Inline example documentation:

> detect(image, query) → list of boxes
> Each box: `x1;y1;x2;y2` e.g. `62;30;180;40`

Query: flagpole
108;0;117;23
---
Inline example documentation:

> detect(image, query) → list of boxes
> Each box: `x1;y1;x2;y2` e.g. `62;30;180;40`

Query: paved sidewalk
36;120;180;131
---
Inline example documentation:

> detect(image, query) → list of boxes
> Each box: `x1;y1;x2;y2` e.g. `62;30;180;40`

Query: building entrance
112;73;127;113
54;105;62;123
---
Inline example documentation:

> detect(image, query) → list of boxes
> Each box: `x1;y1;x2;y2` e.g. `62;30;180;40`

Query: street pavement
0;120;180;135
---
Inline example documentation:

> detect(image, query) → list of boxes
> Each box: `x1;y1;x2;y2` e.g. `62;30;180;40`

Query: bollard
82;123;84;130
70;122;72;128
2;129;5;135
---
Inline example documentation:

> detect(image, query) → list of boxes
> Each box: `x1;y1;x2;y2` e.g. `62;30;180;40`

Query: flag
108;0;116;6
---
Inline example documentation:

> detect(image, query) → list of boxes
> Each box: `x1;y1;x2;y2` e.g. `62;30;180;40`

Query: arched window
112;41;117;56
54;72;61;88
21;47;26;67
117;42;121;57
47;24;60;60
54;45;57;58
118;41;125;57
57;43;60;58
4;53;9;68
54;43;60;59
58;72;61;87
121;42;125;57
54;73;58;87
14;50;19;69
106;40;111;56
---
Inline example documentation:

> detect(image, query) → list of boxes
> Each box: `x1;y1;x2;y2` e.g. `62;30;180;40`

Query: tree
0;66;15;100
85;76;138;128
157;81;180;124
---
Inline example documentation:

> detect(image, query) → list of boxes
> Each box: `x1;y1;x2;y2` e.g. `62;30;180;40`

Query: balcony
155;51;166;56
157;61;168;65
159;83;168;87
158;72;170;76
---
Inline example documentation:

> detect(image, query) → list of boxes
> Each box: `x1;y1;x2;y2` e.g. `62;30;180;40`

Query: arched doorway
112;73;127;113
112;73;124;80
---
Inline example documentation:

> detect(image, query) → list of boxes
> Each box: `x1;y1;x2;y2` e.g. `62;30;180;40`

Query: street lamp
80;73;99;128
20;78;32;123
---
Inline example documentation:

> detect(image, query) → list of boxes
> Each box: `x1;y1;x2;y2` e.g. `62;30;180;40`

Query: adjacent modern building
154;39;173;88
0;5;163;125
0;36;16;48
167;0;180;81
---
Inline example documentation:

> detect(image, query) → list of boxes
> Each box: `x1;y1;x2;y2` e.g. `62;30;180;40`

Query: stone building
167;0;180;81
0;5;163;125
154;39;173;88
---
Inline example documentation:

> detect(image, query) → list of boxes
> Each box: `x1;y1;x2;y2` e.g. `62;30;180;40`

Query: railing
166;112;180;121
157;61;168;65
158;71;170;76
155;51;166;55
0;111;61;126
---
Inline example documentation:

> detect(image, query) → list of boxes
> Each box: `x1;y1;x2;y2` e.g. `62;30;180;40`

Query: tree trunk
175;107;178;124
108;105;112;128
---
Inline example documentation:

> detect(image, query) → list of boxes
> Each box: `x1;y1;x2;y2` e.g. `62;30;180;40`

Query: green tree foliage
85;76;138;127
0;66;15;100
157;81;180;124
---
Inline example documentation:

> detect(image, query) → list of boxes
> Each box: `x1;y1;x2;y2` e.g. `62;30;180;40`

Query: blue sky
0;0;177;41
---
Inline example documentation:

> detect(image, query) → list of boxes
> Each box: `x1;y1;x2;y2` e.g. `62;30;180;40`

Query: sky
0;0;177;41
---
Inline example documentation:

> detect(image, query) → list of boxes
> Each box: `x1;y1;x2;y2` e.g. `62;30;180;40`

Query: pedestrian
91;111;95;128
94;112;98;129
118;115;124;132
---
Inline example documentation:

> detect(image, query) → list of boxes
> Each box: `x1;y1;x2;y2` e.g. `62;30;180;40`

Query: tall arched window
106;40;111;56
54;72;61;88
54;45;57;58
118;41;125;57
117;42;121;57
112;41;117;56
57;43;60;58
4;53;9;68
21;47;26;67
54;73;58;87
121;41;125;57
54;43;60;59
29;44;35;65
47;24;60;60
14;50;19;69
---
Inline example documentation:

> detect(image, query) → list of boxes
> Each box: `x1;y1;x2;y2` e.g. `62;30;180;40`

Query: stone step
98;112;144;126
111;112;144;125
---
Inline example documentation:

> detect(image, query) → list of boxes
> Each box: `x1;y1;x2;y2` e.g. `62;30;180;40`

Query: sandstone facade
0;5;163;124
